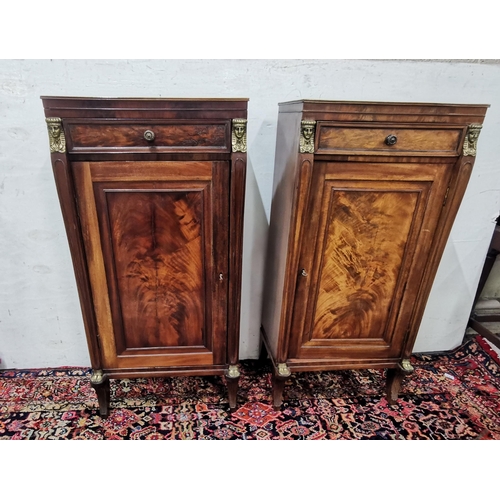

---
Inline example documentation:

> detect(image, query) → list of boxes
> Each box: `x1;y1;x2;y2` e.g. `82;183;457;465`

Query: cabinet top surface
41;96;249;102
41;96;248;120
279;99;489;108
278;99;488;125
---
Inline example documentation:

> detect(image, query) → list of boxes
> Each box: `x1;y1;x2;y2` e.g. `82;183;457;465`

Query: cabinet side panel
51;156;102;368
228;154;246;366
262;110;302;359
404;157;476;356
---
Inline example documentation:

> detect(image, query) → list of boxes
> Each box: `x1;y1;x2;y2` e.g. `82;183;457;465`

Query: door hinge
443;185;451;207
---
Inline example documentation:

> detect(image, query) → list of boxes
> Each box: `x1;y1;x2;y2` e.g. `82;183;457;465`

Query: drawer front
66;121;230;152
316;124;463;155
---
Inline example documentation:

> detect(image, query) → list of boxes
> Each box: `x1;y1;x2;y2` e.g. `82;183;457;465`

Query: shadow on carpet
1;335;499;439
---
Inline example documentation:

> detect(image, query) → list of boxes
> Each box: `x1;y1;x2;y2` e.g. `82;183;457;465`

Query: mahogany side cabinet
41;97;248;416
261;99;488;407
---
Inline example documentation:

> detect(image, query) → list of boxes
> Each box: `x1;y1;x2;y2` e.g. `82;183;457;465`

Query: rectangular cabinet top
41;96;248;120
41;96;248;102
278;99;489;125
279;99;489;107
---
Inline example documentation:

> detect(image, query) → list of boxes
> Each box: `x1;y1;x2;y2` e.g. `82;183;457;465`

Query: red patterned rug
1;334;499;439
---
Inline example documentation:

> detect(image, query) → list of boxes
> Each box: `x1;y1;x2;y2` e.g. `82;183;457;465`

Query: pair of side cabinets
41;97;488;417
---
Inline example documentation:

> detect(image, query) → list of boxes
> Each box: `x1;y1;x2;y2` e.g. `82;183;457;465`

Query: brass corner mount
299;120;316;154
463;123;482;157
232;118;247;153
46;117;66;154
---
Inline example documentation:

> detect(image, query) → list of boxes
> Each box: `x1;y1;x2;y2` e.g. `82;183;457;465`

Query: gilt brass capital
399;359;414;374
277;363;291;377
232;118;247;153
45;117;66;154
226;364;241;379
90;369;106;384
463;123;482;157
299;120;316;154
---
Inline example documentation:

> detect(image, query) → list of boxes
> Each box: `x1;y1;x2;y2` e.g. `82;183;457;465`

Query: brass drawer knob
144;130;155;142
385;134;397;146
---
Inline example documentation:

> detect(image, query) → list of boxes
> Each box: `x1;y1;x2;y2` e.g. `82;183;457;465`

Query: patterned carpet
1;334;499;439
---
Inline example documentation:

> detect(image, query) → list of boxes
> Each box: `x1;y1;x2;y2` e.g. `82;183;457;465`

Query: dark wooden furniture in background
42;97;248;416
261;99;488;407
468;218;500;349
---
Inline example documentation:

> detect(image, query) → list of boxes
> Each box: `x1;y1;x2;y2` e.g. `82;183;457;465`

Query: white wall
1;59;499;368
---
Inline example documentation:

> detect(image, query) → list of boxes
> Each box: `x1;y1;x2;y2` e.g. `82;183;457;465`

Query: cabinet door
289;160;453;361
73;161;229;370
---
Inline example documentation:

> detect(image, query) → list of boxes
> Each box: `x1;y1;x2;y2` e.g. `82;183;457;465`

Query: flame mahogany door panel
289;161;452;360
73;161;228;370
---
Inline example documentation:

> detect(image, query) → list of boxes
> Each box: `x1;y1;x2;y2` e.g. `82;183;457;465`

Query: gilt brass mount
232;119;247;153
45;117;66;154
90;369;106;384
399;359;414;374
226;364;241;378
299;120;316;153
277;363;291;377
463;124;482;157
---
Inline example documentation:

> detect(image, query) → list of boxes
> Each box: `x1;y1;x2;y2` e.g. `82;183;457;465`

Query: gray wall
1;59;500;368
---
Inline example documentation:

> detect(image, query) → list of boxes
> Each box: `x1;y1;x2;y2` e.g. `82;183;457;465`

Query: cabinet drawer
66;120;230;152
316;124;463;155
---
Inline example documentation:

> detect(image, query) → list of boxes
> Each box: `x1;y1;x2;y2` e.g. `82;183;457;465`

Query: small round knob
144;130;155;142
385;134;397;146
301;269;308;277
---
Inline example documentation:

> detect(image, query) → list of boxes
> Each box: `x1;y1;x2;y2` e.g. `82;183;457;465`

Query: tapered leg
225;365;241;409
386;359;414;405
272;375;287;408
386;368;404;405
272;363;291;409
90;370;110;418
